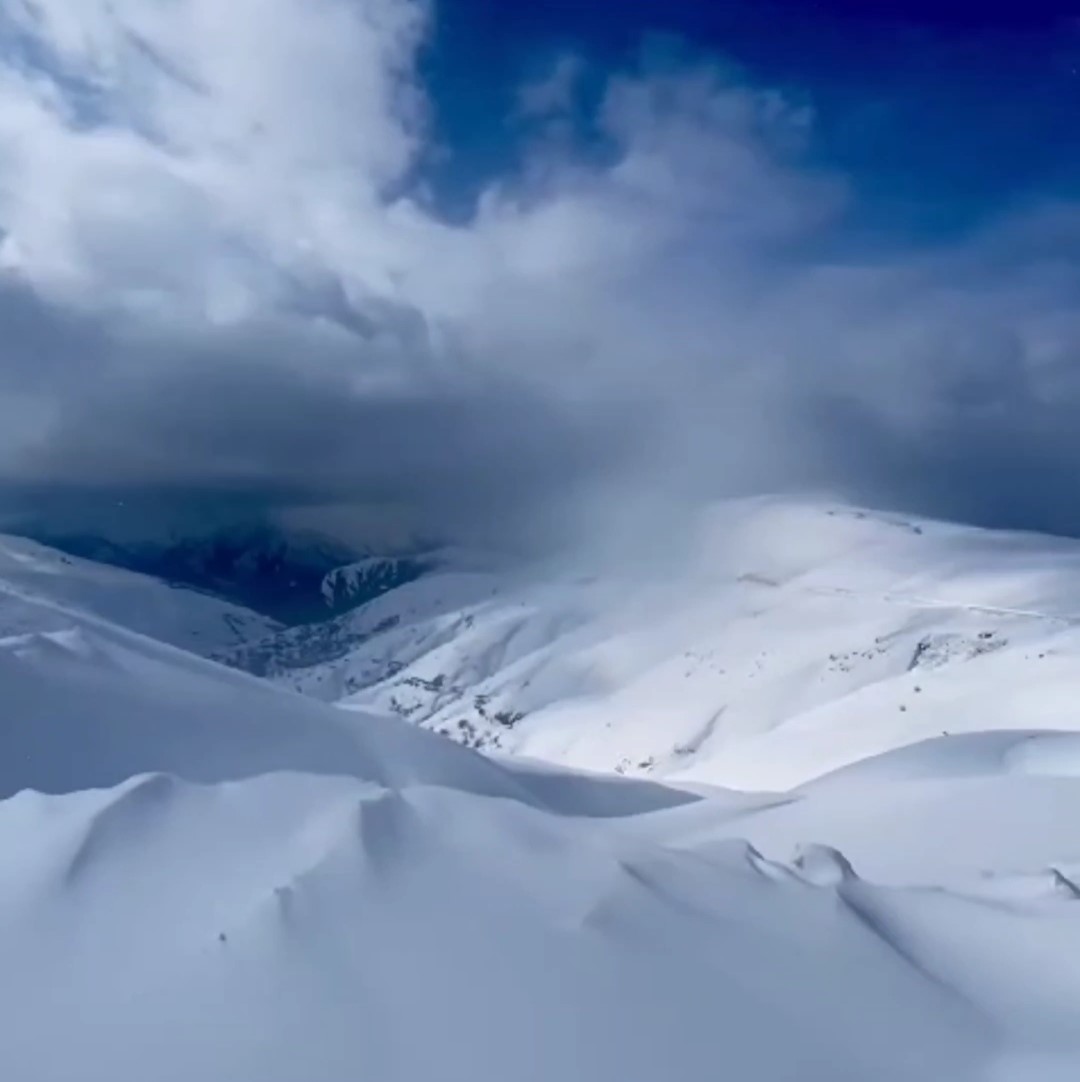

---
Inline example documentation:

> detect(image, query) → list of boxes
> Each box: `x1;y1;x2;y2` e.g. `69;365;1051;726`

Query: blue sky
425;0;1080;240
2;0;1080;546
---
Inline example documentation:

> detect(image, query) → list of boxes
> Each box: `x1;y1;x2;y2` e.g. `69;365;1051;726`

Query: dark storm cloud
0;281;628;547
3;0;1080;553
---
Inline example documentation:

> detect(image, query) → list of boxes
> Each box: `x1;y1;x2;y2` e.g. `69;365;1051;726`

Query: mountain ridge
2;500;1080;1077
222;497;1080;790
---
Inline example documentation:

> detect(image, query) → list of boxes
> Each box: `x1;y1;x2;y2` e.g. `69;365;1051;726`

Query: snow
253;498;1080;790
0;769;996;1082
318;547;501;610
0;533;278;653
4;499;1080;1078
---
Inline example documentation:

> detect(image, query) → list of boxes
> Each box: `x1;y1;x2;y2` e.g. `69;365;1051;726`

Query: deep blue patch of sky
420;0;1080;245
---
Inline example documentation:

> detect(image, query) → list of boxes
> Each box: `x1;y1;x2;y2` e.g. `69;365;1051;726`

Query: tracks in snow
764;579;1080;630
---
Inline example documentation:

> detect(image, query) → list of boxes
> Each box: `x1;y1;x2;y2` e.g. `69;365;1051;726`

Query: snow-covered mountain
2;539;1080;1080
27;521;361;623
0;533;278;654
320;553;439;611
237;498;1080;793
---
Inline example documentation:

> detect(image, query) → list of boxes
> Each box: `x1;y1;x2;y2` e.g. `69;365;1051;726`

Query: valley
3;498;1080;1080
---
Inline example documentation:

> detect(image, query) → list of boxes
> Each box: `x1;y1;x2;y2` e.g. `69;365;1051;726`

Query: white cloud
0;0;427;310
0;0;1079;547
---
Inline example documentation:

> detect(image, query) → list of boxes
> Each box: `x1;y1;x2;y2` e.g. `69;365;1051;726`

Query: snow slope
0;533;279;654
2;585;1080;1078
245;498;1080;789
320;553;436;611
20;516;362;622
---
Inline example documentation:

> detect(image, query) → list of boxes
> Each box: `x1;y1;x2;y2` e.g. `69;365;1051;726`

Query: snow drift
1;508;1080;1079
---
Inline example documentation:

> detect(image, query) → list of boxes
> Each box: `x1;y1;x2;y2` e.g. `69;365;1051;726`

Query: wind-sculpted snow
0;767;1026;1082
3;726;1080;1079
4;502;1080;1078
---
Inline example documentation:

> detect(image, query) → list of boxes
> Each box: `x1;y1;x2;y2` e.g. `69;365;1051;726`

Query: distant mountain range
211;497;1080;791
21;522;432;624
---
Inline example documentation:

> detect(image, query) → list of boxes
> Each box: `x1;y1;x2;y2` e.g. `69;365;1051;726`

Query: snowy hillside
25;521;360;623
0;534;279;654
320;553;438;611
3;581;1080;1079
244;498;1080;790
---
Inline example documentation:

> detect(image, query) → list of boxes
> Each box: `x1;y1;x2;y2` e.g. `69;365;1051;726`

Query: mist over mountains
3;3;1080;1079
0;0;1080;569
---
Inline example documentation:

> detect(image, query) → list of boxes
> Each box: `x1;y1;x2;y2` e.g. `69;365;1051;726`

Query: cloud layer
1;0;1079;550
